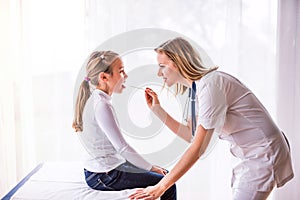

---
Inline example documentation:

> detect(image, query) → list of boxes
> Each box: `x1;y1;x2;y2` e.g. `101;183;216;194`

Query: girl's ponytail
72;80;90;132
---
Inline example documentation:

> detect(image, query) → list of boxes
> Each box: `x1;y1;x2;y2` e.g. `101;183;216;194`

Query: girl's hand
150;165;168;176
129;185;165;200
144;88;160;110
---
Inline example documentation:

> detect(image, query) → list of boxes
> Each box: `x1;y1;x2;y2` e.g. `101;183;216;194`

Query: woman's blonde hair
155;37;218;94
72;51;119;132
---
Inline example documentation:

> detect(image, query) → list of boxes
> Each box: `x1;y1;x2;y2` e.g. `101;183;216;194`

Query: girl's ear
98;72;109;83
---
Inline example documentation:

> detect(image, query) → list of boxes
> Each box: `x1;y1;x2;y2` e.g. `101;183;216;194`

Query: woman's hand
129;185;165;200
150;165;168;176
145;87;160;110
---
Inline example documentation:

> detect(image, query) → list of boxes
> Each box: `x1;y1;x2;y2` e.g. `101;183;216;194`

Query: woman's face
107;57;128;94
156;52;181;87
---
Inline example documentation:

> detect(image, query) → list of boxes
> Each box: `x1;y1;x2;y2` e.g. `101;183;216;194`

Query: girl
72;51;176;199
130;38;293;200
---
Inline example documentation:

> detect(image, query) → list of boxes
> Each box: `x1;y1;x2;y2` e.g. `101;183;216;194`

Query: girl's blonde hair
155;37;218;94
72;51;119;132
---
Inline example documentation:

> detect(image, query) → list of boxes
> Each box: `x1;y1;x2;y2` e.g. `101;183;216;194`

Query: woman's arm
129;125;214;200
145;88;193;143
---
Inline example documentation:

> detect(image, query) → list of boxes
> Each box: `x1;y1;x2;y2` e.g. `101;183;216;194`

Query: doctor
130;37;294;200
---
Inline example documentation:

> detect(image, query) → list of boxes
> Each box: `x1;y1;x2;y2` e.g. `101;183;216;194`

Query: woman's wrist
152;104;165;117
156;179;169;193
152;105;168;124
151;104;162;112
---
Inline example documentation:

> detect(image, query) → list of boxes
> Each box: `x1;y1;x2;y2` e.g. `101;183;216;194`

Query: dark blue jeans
84;162;177;200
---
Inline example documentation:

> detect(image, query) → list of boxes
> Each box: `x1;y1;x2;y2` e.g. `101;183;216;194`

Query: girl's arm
145;88;193;143
95;102;153;171
129;125;214;199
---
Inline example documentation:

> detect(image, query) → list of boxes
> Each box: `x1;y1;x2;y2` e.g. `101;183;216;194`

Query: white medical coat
196;71;294;191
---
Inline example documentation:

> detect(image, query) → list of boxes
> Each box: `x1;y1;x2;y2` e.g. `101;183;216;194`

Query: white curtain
0;0;34;195
0;0;299;199
274;0;300;199
0;0;86;197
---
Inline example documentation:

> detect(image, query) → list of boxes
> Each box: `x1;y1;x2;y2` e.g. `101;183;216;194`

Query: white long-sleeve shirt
79;89;152;173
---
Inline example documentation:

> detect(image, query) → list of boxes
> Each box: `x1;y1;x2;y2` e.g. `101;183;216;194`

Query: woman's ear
171;62;179;70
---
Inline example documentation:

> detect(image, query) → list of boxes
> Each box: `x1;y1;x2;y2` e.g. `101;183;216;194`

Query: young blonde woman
72;51;176;199
130;38;294;200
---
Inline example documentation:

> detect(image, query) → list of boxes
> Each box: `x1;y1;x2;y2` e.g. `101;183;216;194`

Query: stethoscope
182;82;196;136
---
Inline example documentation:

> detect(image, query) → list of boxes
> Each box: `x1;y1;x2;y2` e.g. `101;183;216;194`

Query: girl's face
156;52;181;87
107;57;128;94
